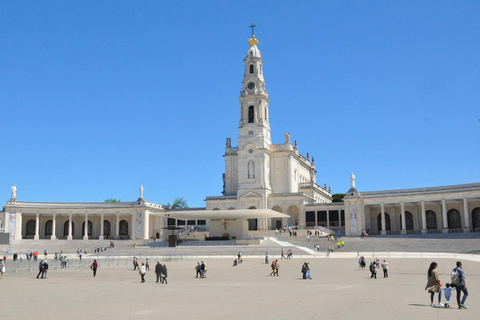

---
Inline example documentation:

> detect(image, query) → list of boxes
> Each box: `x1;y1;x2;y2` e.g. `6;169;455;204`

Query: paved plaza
1;233;479;319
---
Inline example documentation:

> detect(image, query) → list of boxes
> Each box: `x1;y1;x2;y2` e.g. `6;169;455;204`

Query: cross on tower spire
249;23;256;37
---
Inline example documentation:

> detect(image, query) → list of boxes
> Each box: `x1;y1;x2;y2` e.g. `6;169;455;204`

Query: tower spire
248;23;259;46
249;23;256;37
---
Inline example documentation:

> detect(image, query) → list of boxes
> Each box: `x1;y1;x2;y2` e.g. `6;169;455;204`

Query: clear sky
1;1;479;207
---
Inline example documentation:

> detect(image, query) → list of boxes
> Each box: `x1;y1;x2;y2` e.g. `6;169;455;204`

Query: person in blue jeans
453;261;468;309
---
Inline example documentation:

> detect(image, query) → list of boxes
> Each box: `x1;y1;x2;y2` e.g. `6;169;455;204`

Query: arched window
400;211;414;231
104;220;111;237
26;219;36;236
249;64;254;74
119;220;129;236
45;220;53;237
472;208;480;231
426;210;437;230
248;106;254;123
447;209;462;229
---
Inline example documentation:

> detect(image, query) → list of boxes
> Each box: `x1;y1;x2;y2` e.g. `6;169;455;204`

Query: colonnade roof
154;209;290;220
348;183;480;198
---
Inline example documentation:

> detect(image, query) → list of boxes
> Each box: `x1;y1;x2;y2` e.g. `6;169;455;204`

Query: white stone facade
206;35;332;229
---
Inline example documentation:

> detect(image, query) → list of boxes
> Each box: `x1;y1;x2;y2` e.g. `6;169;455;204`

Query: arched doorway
426;210;437;230
82;220;93;237
271;205;283;230
287;205;300;227
63;221;75;238
472;208;480;231
400;211;414;231
248;206;257;230
447;209;462;229
377;213;391;232
26;219;36;238
45;220;53;237
119;220;129;236
104;220;111;238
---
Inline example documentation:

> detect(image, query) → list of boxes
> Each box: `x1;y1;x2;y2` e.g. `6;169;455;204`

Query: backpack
43;262;49;270
451;268;460;285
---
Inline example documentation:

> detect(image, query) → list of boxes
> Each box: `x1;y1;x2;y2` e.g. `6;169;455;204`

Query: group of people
36;259;49;279
76;248;86;260
301;262;312;279
195;261;207;278
155;261;168;283
12;251;41;262
425;261;468;309
367;257;388;279
270;260;280;276
280;248;293;259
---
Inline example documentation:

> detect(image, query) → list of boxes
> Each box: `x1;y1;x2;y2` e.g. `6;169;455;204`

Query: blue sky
1;1;479;207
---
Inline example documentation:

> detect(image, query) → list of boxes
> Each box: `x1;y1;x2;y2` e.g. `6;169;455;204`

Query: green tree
332;193;345;203
105;198;121;203
167;197;188;209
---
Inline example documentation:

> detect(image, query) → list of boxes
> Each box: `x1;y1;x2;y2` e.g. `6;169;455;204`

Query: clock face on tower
247;82;255;89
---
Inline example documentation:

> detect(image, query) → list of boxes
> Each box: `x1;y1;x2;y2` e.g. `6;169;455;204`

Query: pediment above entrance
239;191;262;199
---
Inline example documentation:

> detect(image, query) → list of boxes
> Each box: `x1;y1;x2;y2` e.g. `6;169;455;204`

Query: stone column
326;210;330;228
400;202;406;235
115;213;120;239
3;211;8;233
380;203;386;235
99;213;105;240
14;212;22;240
83;213;89;240
338;210;342;230
314;211;318;227
442;200;448;233
463;198;470;232
142;210;149;240
421;201;427;234
131;212;136;240
34;213;40;240
51;214;57;240
67;214;72;240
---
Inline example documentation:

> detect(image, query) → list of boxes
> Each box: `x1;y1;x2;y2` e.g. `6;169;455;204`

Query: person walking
162;264;168;284
452;261;468;309
139;263;146;283
91;260;98;277
155;261;164;283
0;259;5;279
145;258;150;271
381;260;389;278
425;262;444;307
265;252;269;264
281;248;285;259
42;260;49;279
195;262;201;278
36;259;45;279
369;262;377;279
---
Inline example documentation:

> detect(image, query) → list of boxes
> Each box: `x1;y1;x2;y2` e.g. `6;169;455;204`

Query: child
441;283;456;308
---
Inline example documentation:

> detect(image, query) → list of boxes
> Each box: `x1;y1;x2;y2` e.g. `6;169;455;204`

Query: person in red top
91;260;98;277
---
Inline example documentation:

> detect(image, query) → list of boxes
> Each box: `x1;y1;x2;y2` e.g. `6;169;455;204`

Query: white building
205;34;332;230
2;31;480;240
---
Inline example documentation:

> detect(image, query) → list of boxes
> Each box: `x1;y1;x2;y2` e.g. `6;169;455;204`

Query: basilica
2;32;480;241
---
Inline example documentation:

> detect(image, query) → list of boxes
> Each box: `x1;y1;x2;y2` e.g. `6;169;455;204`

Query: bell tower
238;25;271;151
235;25;272;201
